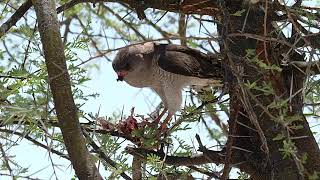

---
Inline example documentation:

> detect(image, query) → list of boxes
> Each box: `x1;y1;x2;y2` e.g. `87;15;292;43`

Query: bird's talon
160;123;168;131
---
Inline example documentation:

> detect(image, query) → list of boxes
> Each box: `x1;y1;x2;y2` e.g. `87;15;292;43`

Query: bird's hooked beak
116;71;128;81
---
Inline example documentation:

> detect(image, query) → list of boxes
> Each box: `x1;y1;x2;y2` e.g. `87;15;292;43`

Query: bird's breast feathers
151;64;220;88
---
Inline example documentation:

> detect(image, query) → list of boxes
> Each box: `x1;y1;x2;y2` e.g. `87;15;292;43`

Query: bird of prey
112;42;222;129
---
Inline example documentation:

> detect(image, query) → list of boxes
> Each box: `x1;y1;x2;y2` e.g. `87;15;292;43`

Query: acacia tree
0;0;319;179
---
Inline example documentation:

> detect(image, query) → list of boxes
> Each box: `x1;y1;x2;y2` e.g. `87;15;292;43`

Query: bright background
1;0;319;179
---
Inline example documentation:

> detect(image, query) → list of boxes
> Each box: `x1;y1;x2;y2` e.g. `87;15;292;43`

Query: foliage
0;0;319;179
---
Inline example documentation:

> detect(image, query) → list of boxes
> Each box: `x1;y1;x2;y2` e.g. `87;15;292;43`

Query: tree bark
132;156;142;180
218;2;320;179
31;0;102;179
27;0;320;179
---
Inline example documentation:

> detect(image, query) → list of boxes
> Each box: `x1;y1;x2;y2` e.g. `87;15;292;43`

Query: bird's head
112;43;154;82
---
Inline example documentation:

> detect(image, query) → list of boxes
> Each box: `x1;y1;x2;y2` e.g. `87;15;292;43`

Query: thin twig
82;129;132;180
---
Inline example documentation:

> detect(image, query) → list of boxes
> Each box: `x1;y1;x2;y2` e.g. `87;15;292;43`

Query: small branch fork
82;130;132;180
1;1;319;75
1;0;319;48
0;117;245;179
1;0;319;179
126;147;224;173
125;134;246;179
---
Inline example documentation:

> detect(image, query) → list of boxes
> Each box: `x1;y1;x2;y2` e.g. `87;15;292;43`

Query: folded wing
154;44;223;79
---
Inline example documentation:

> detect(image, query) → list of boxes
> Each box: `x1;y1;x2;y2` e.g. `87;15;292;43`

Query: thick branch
57;0;221;16
31;0;101;179
132;156;142;180
126;147;226;166
290;60;320;75
0;118;139;143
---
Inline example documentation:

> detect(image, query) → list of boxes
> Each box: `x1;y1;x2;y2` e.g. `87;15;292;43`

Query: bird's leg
153;108;167;124
155;112;173;139
160;112;174;131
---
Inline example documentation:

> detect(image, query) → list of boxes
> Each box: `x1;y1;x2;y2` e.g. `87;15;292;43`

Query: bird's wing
153;44;222;79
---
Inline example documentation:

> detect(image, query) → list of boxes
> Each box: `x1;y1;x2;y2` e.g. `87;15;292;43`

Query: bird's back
153;44;223;80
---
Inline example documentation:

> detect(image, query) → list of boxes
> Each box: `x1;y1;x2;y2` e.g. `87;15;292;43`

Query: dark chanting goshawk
112;42;222;128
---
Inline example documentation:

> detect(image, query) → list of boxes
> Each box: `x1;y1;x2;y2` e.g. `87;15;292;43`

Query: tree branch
0;0;32;37
82;130;132;180
56;0;222;17
126;146;226;166
132;155;142;180
0;128;69;160
31;0;102;179
102;4;147;41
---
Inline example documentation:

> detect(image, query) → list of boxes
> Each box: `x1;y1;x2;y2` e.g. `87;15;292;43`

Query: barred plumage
112;42;222;126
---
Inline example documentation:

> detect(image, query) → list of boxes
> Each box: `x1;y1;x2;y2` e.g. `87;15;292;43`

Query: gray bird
112;42;222;128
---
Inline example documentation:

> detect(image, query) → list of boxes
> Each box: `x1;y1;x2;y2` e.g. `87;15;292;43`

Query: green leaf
231;9;246;16
309;171;320;180
273;133;285;141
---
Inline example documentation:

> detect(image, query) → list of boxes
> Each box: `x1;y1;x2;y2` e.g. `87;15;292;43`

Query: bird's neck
124;69;153;88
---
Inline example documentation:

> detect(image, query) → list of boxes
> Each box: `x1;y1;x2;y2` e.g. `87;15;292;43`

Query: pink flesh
117;70;128;77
